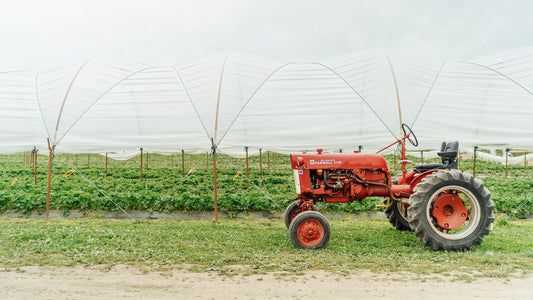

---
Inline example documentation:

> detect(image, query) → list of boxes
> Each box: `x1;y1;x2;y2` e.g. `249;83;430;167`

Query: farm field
0;151;531;217
1;151;532;298
0;217;532;298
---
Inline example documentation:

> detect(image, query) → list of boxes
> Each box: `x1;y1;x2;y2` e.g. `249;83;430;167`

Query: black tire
284;201;315;229
408;170;495;251
384;199;413;231
289;211;331;249
284;201;300;229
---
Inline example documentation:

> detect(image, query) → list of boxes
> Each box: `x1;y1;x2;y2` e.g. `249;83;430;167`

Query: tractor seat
413;163;445;172
413;141;459;172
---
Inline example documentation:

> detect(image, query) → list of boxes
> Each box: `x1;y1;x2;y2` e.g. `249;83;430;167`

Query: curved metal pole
410;61;447;128
381;49;403;128
216;61;294;145
214;54;229;143
54;65;154;146
312;62;398;139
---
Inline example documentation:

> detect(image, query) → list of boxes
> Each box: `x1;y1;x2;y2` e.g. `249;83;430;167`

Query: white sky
1;0;532;71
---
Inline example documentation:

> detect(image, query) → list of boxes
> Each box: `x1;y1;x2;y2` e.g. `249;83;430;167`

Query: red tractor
285;124;495;250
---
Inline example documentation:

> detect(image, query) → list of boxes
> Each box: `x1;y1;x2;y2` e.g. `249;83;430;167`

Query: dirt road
1;265;531;299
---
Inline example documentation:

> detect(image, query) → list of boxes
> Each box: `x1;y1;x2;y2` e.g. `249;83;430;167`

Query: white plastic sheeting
1;49;532;158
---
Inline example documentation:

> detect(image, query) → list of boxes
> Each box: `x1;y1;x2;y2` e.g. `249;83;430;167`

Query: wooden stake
245;147;249;189
473;146;478;178
140;148;144;183
146;151;149;170
259;148;263;180
105;152;108;178
75;154;78;166
87;153;90;168
505;148;509;179
46;139;55;220
181;150;185;177
34;148;38;185
420;151;424;164
206;152;209;170
267;151;270;172
211;138;218;223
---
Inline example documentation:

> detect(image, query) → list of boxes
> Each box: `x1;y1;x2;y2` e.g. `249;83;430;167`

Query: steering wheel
402;124;418;147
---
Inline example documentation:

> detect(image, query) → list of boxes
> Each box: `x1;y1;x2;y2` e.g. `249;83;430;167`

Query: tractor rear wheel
289;211;330;249
408;170;494;251
384;199;413;231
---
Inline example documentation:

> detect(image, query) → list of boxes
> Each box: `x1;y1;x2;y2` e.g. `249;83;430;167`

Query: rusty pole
267;151;270;172
505;148;509;179
211;138;218;222
146;151;149;170
45;138;55;221
34;148;38;185
181;150;185;177
140;148;144;183
259;148;263;180
525;151;528;173
245;147;249;189
473;146;478;178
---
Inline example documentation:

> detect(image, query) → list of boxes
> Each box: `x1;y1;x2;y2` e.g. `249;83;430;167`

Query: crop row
0;152;531;216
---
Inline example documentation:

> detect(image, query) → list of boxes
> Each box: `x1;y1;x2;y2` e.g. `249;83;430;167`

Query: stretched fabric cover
0;48;532;159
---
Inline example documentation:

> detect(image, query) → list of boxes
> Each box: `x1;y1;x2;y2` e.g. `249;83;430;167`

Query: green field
0;152;531;216
0;217;531;279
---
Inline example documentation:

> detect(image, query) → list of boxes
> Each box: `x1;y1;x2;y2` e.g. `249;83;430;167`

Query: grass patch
0;217;531;279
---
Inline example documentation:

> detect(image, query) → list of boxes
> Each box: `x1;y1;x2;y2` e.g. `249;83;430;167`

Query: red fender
409;169;442;191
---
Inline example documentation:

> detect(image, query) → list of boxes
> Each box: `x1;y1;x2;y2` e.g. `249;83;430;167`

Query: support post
105;152;108;178
146;151;149;170
245;146;249;189
140;148;144;183
259;148;263;180
457;151;461;170
46;138;55;221
267;151;270;172
181;149;185;177
211;138;218;223
206;152;209;170
75;154;78;166
420;151;424;164
66;153;68;164
525;151;528;173
171;153;174;168
505;148;509;179
34;147;38;185
87;153;90;168
473;146;478;178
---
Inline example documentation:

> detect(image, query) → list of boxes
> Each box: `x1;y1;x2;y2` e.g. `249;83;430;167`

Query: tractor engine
291;149;405;203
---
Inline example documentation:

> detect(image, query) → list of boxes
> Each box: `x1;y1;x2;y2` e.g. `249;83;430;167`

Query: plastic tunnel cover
0;48;532;157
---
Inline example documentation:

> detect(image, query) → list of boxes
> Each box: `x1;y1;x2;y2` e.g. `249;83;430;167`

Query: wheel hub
431;193;468;229
298;220;322;244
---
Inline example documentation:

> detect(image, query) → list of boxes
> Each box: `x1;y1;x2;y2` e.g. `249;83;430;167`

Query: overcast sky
1;0;532;71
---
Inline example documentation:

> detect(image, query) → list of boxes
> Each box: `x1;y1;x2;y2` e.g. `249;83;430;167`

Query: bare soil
1;265;531;299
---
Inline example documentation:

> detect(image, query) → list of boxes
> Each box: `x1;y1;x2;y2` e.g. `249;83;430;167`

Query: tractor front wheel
284;201;301;229
384;199;413;231
289;211;330;249
408;170;494;251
